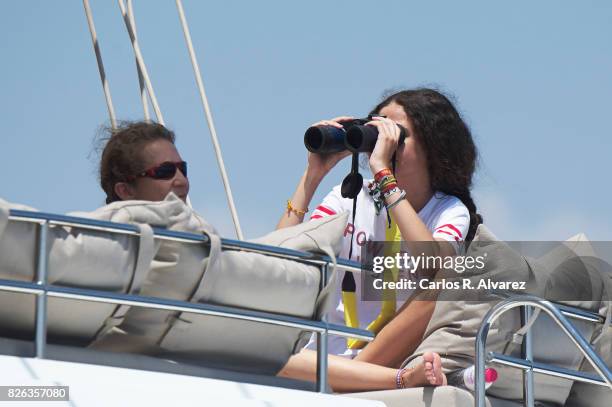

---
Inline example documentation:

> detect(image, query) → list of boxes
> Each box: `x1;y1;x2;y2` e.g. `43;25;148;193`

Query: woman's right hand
306;116;353;178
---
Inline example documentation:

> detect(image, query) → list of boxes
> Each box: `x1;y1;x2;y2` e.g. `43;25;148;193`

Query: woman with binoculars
277;88;482;391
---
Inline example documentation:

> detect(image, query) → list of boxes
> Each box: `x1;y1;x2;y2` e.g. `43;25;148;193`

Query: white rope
175;0;244;240
119;0;192;209
126;0;150;122
82;0;117;129
117;0;164;125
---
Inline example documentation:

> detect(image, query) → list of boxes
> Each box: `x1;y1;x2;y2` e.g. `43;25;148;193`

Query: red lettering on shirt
344;223;355;237
356;231;367;246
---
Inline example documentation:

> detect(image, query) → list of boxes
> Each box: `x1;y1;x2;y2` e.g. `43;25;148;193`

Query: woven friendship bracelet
385;189;407;210
379;175;397;187
367;181;385;215
374;168;393;182
381;182;398;195
378;174;396;187
383;186;401;199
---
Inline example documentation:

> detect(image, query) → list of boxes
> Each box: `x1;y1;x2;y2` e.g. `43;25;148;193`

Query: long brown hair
371;88;483;241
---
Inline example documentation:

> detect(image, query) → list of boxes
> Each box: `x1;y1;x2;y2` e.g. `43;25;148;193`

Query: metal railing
5;210;611;400
1;209;373;393
475;295;612;407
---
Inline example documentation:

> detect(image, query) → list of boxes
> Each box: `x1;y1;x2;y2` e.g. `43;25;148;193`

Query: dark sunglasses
136;161;188;180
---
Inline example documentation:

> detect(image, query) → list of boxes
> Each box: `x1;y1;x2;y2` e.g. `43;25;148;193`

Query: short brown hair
99;121;176;203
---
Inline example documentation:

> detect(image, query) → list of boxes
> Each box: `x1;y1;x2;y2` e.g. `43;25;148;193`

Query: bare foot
401;352;447;387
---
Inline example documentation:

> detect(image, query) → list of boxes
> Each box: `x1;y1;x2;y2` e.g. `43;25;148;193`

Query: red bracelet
381;181;398;194
374;168;393;182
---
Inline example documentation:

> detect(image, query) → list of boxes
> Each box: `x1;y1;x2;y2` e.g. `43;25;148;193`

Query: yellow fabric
346;218;402;350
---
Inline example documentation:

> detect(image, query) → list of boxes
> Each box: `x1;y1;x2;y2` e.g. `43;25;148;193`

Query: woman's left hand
367;116;402;174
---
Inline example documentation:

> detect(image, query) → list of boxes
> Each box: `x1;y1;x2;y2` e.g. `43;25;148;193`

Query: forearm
351;196;448;367
278;349;397;392
354;298;436;368
276;168;324;230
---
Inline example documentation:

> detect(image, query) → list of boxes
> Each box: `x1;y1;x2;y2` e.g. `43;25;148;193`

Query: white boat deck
0;354;383;407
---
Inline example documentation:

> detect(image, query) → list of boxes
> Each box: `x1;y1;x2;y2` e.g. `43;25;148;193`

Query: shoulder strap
183;230;222;303
94;223;156;339
505;308;542;354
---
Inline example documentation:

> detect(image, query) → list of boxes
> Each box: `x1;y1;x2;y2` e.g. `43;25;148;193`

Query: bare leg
401;352;447;387
278;349;447;392
278;349;397;392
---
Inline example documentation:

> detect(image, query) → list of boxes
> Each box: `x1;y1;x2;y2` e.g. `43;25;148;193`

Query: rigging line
120;0;192;208
175;0;244;240
127;0;150;122
82;0;117;129
117;0;165;125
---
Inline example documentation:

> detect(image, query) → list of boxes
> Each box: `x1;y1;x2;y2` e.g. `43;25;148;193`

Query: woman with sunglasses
99;121;189;203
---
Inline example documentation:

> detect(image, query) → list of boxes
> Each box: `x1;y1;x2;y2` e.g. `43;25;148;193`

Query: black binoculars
304;115;406;154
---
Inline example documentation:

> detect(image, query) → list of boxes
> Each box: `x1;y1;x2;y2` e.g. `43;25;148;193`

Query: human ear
114;182;136;201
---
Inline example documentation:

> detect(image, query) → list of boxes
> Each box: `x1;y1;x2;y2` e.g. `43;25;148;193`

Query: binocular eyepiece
304;115;406;154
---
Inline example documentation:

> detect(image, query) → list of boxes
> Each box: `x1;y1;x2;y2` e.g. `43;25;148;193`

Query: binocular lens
345;125;379;153
304;126;346;153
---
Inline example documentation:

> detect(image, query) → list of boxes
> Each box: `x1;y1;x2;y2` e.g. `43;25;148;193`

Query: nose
172;166;189;194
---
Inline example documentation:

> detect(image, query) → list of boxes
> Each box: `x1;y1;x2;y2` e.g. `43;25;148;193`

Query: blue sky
1;1;611;241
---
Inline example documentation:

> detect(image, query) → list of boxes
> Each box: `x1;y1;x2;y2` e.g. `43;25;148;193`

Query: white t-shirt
306;181;470;357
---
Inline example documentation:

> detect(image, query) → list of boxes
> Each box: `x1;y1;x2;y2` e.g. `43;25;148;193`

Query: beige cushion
404;225;533;372
1;195;348;375
564;323;612;407
564;242;612;407
155;249;323;374
563;335;612;407
155;213;349;374
251;213;346;256
0;198;156;343
251;212;349;318
402;225;609;405
524;236;611;407
87;193;214;345
94;212;348;375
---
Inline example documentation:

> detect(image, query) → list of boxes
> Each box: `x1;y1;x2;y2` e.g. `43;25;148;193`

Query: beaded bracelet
396;367;409;389
286;200;308;216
